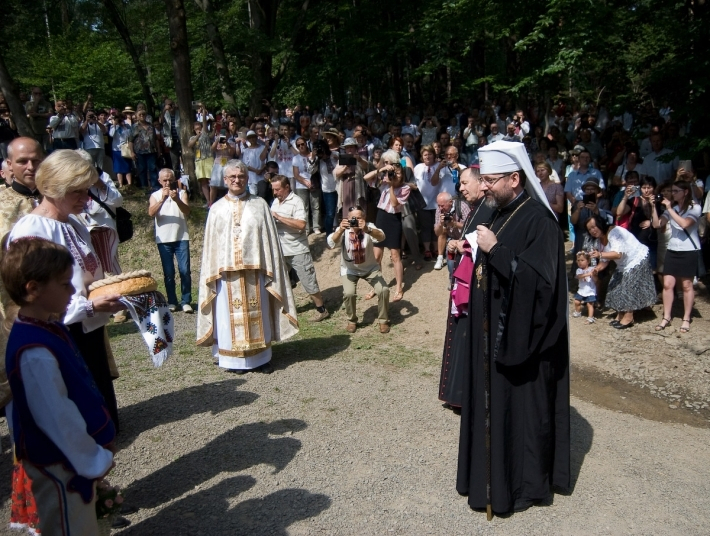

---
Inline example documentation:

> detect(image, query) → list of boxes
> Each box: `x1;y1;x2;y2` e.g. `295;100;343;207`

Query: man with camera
432;146;465;199
308;135;339;235
80;110;107;169
334;137;374;222
271;176;329;322
433;191;471;273
160;99;182;179
148;168;193;314
48;100;80;150
564;149;605;204
327;206;390;334
25;87;53;151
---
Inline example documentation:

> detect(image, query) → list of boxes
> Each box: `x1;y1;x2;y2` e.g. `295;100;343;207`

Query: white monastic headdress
478;141;553;215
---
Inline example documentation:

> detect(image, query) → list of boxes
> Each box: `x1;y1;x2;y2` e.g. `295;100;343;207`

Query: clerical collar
11;180;39;198
498;190;528;214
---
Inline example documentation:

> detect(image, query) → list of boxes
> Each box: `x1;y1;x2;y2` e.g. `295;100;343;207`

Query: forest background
1;0;708;155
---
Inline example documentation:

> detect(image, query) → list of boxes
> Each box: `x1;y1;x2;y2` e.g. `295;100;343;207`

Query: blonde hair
35;150;97;199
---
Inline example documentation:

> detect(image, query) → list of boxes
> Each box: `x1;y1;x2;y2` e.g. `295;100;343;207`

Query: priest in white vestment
197;160;299;373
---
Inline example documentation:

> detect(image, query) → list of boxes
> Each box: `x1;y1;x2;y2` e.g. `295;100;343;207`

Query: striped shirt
376;183;410;214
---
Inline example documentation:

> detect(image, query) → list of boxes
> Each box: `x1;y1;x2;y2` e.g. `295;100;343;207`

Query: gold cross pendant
476;264;483;289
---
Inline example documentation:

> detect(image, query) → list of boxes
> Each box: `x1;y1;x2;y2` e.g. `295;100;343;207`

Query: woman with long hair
651;180;702;333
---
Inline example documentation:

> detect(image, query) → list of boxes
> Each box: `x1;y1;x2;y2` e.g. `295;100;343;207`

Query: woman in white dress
8;150;126;429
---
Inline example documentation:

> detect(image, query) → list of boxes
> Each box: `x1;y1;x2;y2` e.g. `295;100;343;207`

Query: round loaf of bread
88;270;157;300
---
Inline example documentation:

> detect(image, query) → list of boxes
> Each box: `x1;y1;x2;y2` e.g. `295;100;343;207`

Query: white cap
478;140;553;215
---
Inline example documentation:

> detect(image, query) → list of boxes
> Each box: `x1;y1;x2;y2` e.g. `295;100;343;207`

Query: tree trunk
194;0;236;107
164;0;196;189
247;0;278;116
102;0;156;113
0;52;34;137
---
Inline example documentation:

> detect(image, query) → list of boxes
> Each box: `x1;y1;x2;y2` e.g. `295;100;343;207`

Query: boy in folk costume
3;238;115;535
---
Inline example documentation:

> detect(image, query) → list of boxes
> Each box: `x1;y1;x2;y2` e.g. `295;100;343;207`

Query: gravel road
0;235;708;535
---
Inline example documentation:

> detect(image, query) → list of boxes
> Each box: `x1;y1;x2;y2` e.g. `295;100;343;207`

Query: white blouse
8;214;110;332
602;226;648;272
663;204;701;252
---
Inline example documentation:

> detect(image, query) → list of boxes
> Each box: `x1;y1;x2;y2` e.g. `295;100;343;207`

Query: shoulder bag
88;191;133;243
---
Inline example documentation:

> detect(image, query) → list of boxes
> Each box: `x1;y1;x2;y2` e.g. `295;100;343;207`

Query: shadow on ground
273;334;351;370
123;476;330;535
568;404;593;493
117;379;258;449
123;419;307;510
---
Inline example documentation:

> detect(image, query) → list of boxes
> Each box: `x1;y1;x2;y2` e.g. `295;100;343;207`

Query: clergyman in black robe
439;167;494;409
456;141;571;516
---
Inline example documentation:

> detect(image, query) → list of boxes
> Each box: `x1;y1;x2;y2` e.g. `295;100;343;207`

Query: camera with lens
348;217;359;228
386;170;395;179
313;139;329;158
443;214;453;222
655;194;664;202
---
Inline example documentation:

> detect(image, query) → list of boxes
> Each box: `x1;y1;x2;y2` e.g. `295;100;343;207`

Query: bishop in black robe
456;142;571;515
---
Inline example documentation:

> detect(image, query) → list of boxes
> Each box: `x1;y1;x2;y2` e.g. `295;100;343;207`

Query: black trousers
67;323;119;433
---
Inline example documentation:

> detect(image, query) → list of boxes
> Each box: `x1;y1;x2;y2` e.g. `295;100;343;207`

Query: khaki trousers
342;270;389;324
24;462;99;536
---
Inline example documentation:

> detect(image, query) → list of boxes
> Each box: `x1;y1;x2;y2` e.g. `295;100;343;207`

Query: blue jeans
136;152;159;190
157;241;192;306
322;191;338;235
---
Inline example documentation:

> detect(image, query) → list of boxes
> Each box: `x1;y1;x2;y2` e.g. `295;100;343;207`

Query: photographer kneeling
327;206;390;334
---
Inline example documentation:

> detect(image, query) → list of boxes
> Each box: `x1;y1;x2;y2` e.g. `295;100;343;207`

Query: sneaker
587;317;595;324
434;256;444;270
313;309;330;322
182;303;193;314
168;304;177;312
313;228;321;234
572;311;581;317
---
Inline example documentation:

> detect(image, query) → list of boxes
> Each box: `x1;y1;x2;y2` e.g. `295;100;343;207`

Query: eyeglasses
296;143;306;147
477;173;512;186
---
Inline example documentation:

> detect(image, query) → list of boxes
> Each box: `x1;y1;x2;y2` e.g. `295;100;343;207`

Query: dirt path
1;232;709;534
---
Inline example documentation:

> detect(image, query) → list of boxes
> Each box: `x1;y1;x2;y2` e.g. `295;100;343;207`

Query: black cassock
439;199;494;408
456;191;571;514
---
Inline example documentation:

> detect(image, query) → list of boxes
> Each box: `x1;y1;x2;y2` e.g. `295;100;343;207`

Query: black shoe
614;321;634;329
120;504;139;515
258;363;274;374
227;369;248;375
111;516;131;529
609;319;620;326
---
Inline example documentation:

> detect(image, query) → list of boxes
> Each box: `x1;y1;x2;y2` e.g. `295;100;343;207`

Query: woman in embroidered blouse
364;150;410;302
8;150;126;429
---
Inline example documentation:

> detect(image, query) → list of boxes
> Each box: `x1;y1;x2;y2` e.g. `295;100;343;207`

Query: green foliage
1;0;709;153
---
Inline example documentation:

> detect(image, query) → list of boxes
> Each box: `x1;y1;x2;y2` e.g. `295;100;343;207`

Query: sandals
392;290;404;302
364;290;376;300
655;318;671;331
680;318;691;333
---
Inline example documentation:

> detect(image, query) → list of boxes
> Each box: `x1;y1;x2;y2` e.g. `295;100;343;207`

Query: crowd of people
0;84;706;531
